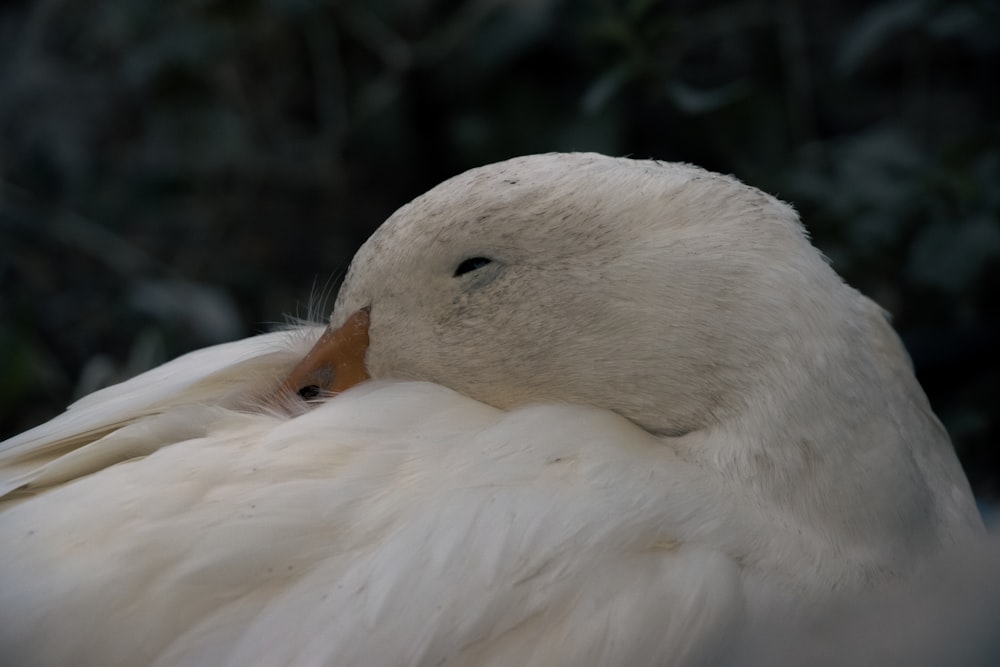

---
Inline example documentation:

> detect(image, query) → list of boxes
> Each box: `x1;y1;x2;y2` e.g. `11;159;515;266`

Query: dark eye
453;257;493;277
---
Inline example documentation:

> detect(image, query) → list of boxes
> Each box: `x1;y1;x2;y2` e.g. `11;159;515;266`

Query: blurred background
0;0;996;499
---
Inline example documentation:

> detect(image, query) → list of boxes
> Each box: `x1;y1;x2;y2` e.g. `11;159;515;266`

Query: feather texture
0;153;984;666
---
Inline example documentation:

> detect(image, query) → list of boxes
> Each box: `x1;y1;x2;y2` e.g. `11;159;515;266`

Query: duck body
0;153;983;666
1;382;746;666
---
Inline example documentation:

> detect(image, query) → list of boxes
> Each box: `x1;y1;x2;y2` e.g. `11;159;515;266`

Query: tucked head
283;152;869;438
279;152;980;576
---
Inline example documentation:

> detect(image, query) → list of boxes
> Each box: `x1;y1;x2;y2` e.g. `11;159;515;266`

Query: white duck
0;153;983;666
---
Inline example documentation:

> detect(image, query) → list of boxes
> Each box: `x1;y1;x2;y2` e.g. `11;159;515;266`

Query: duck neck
673;297;981;589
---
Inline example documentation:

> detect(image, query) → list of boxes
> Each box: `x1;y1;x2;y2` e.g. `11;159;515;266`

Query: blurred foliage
0;0;997;496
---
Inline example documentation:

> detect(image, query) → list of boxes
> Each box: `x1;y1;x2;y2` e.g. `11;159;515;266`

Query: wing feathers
0;327;322;498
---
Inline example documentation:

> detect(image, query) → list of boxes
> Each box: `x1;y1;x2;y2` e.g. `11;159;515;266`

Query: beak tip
273;309;372;406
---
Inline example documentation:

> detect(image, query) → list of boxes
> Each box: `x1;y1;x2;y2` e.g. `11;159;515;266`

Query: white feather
0;328;321;498
1;383;747;666
0;153;985;666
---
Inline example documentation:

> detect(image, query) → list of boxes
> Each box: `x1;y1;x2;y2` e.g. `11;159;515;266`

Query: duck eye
453;257;493;277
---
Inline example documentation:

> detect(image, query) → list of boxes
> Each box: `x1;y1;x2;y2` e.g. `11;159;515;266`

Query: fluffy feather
0;153;984;666
0;327;321;499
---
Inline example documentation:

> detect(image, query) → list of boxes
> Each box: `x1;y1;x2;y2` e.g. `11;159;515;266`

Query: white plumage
0;153;985;666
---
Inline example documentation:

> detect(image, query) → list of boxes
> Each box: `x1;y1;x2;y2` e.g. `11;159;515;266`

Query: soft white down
0;153;984;666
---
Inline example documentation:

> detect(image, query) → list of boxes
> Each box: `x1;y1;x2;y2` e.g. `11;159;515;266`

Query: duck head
283;152;873;440
278;152;981;569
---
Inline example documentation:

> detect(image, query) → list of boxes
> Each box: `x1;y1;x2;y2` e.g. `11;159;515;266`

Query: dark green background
1;0;997;498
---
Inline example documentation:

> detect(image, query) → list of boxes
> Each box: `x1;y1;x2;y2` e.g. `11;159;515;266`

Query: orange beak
277;308;371;401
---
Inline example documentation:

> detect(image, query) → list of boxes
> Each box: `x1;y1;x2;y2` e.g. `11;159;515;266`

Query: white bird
0;153;984;666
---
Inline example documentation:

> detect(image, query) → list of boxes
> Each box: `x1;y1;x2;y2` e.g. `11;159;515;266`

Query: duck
0;152;984;666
